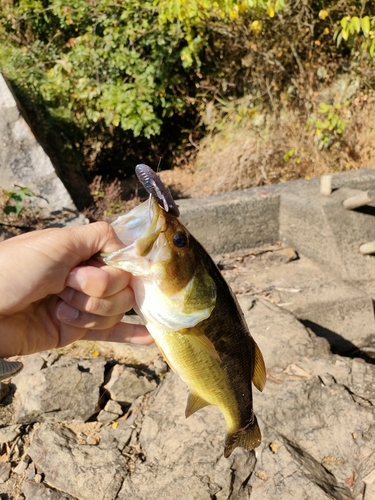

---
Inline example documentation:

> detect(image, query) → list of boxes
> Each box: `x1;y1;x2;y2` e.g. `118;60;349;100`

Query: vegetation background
1;0;375;219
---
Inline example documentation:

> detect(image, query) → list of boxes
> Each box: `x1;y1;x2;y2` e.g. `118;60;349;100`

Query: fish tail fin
224;415;262;458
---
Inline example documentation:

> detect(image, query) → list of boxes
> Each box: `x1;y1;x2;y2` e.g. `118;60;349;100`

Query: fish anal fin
185;391;211;418
252;341;266;392
185;328;220;361
224;415;262;458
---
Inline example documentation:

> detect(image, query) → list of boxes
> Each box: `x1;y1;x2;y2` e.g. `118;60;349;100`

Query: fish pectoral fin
185;391;211;418
224;415;262;458
252;341;266;392
184;328;220;361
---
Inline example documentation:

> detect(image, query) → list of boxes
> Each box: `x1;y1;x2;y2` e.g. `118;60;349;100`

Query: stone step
280;185;375;281
219;249;375;356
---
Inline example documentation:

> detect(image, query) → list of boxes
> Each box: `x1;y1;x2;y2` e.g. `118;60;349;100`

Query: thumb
60;222;124;266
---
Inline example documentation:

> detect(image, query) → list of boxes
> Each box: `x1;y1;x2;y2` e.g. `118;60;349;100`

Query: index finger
65;262;131;298
82;322;154;344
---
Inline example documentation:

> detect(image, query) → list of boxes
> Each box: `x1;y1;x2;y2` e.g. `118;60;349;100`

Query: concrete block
280;184;375;281
178;186;280;254
178;168;375;256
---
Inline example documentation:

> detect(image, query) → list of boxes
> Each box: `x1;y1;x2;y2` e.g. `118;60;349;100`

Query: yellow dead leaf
319;10;329;20
267;6;275;18
269;441;281;453
250;20;262;36
256;470;268;481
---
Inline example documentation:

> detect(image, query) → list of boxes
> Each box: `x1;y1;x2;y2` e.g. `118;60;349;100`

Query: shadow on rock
301;319;375;364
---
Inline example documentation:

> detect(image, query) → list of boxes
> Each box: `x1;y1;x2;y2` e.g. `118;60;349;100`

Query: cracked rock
23;480;78;500
118;373;257;500
97;399;124;422
0;463;11;484
13;357;106;424
104;365;157;405
250;353;375;499
0;425;22;444
27;423;127;500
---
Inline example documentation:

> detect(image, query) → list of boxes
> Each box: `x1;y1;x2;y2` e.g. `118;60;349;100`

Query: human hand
0;222;153;358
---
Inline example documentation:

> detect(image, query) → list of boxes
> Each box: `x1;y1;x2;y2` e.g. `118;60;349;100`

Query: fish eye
173;232;188;248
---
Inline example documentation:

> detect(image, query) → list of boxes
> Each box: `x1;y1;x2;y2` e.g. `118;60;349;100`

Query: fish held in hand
104;166;266;457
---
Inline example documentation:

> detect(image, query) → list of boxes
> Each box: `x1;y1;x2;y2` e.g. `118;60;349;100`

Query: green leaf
362;16;370;37
351;16;360;33
3;206;17;215
370;38;375;58
340;17;348;30
336;31;343;47
319;103;331;113
14;204;24;217
341;28;349;41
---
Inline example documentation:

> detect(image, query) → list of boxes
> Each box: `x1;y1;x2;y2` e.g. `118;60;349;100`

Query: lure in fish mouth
104;165;266;458
135;164;180;217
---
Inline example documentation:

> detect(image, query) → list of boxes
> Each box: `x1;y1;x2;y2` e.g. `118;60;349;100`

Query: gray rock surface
0;463;11;484
252;355;375;500
104;365;157;405
221;248;375;356
97;399;124;423
0;73;76;214
13;356;106;424
23;480;77;500
27;424;126;500
0;424;22;444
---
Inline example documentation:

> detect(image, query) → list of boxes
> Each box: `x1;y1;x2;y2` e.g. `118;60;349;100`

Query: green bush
1;0;373;190
0;0;278;138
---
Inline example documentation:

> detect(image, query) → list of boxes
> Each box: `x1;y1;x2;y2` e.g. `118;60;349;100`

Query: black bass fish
104;165;266;457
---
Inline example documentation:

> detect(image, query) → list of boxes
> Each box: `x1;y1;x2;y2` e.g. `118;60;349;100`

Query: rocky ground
0;246;374;500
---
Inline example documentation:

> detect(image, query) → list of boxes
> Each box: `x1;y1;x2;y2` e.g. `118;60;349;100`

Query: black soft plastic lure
135;164;180;217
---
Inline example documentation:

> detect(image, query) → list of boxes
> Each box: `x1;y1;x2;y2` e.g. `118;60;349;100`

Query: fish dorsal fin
252;341;266;392
184;328;220;361
185;390;211;418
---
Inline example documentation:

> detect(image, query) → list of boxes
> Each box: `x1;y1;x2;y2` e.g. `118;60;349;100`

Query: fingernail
57;302;79;322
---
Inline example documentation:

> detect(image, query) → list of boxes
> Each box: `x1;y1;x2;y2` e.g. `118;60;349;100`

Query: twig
290;44;306;81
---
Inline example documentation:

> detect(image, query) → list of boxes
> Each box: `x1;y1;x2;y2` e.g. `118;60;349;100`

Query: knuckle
84;296;98;313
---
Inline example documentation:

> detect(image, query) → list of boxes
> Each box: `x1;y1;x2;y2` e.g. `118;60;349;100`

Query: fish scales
184;235;263;456
104;168;266;457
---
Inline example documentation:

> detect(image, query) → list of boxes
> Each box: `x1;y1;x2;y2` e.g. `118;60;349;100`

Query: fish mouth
108;198;171;263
